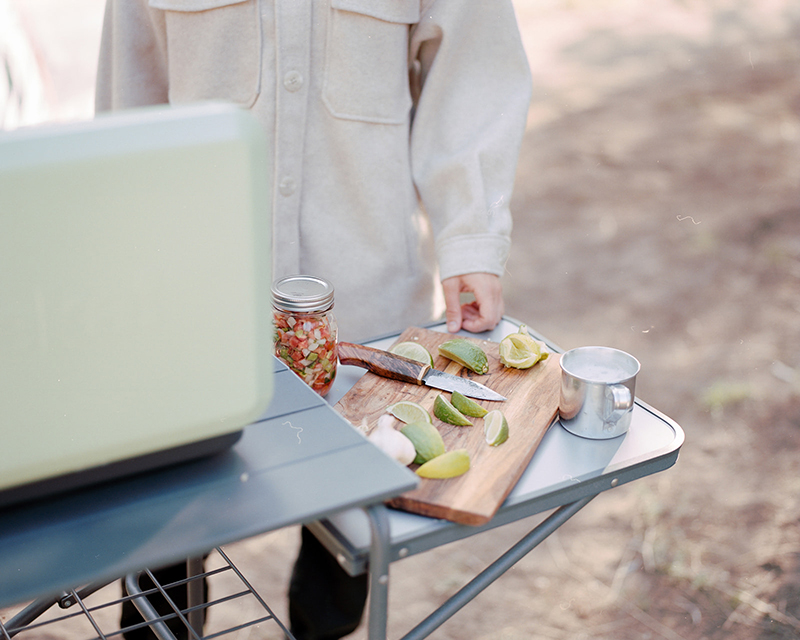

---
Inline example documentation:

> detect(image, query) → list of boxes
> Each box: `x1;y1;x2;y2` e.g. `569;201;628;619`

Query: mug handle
603;384;632;424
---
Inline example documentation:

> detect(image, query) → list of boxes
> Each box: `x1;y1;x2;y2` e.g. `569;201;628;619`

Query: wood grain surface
335;327;561;526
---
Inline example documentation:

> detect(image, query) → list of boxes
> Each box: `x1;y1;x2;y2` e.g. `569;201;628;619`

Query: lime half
388;401;431;425
416;449;470;479
450;390;488;418
433;394;473;426
499;325;548;369
484;410;509;446
390;341;434;367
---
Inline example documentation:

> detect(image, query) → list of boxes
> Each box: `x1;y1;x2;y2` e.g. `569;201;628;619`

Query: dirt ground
3;0;800;639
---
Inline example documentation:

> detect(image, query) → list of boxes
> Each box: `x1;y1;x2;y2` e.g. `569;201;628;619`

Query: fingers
460;297;503;333
441;274;504;334
442;277;464;333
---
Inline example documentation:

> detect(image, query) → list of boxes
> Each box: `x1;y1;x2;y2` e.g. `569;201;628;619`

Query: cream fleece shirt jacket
96;0;532;341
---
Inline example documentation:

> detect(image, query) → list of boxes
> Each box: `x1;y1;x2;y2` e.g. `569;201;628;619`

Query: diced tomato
273;309;337;397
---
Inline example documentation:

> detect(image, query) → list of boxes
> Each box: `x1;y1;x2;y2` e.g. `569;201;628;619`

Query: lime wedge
416;449;470;478
401;421;446;464
438;338;489;374
484;410;509;446
387;401;431;425
433;394;473;426
450;390;488;418
390;341;434;367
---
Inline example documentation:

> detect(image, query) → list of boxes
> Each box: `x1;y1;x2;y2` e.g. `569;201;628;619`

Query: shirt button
283;70;303;92
279;176;297;196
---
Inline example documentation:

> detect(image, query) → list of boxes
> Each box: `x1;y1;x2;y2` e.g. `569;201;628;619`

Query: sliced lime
416;449;470;479
484;410;509;446
387;400;431;425
401;421;446;464
390;341;435;367
499;325;548;369
433;394;473;427
450;390;488;418
438;338;489;375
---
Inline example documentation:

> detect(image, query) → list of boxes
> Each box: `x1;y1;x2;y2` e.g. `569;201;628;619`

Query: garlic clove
368;415;416;466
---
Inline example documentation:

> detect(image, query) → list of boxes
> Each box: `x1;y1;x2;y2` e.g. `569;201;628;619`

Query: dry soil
2;1;800;639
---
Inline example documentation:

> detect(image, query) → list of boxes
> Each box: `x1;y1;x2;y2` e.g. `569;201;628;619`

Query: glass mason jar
271;275;338;397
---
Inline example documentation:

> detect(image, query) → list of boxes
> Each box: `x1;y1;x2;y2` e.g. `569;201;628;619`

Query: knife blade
338;342;506;401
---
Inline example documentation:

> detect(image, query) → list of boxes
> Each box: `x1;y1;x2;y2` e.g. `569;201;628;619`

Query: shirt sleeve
409;0;532;281
95;0;170;112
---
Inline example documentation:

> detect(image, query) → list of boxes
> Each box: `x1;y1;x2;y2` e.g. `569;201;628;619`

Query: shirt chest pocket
149;0;262;107
324;0;419;124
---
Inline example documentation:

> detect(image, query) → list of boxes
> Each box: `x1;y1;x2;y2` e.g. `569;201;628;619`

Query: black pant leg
288;526;368;640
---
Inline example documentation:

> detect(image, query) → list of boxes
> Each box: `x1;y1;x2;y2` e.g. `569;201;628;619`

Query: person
1;0;49;129
96;1;532;638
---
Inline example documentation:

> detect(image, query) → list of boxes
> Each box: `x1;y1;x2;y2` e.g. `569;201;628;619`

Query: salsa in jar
272;275;337;396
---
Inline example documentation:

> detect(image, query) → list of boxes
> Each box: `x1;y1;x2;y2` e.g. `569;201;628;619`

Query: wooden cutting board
335;327;561;526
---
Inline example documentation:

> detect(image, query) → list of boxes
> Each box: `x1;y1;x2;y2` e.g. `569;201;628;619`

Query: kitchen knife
338;342;506;401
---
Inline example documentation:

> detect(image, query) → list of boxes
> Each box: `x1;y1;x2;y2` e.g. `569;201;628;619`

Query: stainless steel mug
559;346;640;439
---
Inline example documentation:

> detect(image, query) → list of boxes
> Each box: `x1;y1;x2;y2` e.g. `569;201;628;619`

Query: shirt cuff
436;234;510;281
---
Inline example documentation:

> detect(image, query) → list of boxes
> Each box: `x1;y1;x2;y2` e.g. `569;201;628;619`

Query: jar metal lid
271;275;335;313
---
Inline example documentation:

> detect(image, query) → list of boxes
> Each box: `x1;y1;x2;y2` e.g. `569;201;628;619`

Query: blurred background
2;0;799;638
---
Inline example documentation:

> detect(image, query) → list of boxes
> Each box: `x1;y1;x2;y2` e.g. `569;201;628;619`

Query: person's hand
441;273;504;334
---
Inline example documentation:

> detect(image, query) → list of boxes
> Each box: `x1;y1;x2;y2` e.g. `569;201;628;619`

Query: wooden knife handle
338;342;430;385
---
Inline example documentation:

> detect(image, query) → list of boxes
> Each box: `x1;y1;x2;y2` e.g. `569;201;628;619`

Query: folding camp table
0;318;683;640
0;358;418;639
315;317;684;640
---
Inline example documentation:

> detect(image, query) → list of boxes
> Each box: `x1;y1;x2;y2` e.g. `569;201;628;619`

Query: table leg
124;572;180;640
185;557;204;636
364;504;391;640
1;581;109;639
1;595;62;639
399;495;596;640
